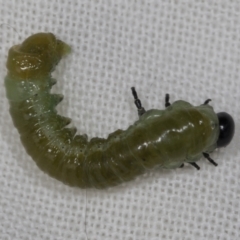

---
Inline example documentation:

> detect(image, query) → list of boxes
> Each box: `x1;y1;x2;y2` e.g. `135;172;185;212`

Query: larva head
217;112;235;148
6;33;71;79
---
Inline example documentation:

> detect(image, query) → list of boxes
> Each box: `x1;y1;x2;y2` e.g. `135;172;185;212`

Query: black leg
203;99;211;105
203;152;218;166
189;162;200;170
165;93;171;108
179;163;184;168
131;87;146;117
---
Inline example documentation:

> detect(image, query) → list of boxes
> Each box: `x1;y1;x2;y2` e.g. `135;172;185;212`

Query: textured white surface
0;1;240;239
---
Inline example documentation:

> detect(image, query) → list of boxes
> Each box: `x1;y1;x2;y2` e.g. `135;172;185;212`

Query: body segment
5;33;234;189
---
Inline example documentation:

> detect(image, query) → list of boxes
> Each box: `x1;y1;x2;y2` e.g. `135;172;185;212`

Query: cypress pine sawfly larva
5;33;235;189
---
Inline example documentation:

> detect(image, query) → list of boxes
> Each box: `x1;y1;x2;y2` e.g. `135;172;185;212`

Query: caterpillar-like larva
5;33;235;189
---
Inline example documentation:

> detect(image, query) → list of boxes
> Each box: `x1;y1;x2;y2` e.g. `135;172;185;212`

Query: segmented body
5;33;220;189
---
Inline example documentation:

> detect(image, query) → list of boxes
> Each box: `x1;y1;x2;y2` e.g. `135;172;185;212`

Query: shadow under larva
4;33;235;189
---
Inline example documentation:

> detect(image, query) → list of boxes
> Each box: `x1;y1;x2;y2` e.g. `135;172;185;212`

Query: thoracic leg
189;162;200;170
131;87;146;117
203;99;211;105
165;94;171;108
203;152;218;166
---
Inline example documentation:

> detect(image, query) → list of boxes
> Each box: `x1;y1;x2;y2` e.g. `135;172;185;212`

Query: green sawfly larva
4;33;235;189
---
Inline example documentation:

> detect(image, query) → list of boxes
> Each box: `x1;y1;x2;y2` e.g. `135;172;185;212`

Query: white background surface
0;1;239;239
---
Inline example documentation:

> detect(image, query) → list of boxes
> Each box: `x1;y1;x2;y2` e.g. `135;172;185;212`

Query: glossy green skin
5;33;220;189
